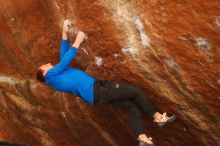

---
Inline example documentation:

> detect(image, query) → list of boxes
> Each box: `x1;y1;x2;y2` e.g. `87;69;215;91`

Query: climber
36;20;176;146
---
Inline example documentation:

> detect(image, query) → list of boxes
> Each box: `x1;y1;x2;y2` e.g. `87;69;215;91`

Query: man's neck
43;66;53;76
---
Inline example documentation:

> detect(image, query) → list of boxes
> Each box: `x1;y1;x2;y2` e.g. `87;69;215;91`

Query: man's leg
94;80;175;125
111;100;144;136
94;81;157;115
94;81;157;145
111;100;154;145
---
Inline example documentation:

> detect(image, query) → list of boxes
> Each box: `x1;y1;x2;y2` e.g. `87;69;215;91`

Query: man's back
46;67;96;104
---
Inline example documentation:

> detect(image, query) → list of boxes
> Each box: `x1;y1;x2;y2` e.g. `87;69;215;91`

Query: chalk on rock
0;76;18;85
195;37;211;51
140;31;151;48
133;16;151;48
68;27;76;33
95;56;103;67
83;32;88;41
63;19;72;32
165;59;178;69
113;54;119;58
134;16;144;31
81;47;89;55
64;20;71;26
215;16;220;30
122;47;138;57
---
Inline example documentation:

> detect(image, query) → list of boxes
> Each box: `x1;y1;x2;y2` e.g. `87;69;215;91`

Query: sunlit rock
0;0;219;146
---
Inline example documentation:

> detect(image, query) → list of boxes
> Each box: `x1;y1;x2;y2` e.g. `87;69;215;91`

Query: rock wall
0;0;219;146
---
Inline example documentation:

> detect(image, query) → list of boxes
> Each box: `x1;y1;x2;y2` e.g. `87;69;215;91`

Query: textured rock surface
0;0;219;146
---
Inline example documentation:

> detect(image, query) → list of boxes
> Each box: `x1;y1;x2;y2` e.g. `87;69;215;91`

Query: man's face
38;63;53;74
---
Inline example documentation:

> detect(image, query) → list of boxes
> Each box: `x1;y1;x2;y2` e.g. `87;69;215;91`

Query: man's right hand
76;31;85;44
72;31;85;48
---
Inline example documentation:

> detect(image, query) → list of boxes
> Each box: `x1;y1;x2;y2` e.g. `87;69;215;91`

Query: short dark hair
36;69;45;82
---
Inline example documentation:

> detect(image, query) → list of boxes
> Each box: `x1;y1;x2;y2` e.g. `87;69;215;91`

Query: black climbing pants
93;80;157;136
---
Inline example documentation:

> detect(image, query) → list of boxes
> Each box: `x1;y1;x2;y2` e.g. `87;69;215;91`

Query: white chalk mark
84;33;89;41
113;54;119;58
152;33;162;38
215;16;220;29
115;84;120;88
134;16;144;31
121;60;127;65
54;1;60;10
0;76;18;84
95;56;103;67
134;16;151;48
68;27;76;33
122;47;138;57
140;31;151;48
195;37;211;51
165;59;178;69
178;36;188;41
81;47;89;55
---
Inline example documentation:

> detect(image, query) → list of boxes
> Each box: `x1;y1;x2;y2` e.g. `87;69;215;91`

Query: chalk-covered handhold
63;20;72;32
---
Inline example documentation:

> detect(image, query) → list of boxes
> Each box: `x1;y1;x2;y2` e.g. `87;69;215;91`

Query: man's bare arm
62;30;68;40
62;20;71;40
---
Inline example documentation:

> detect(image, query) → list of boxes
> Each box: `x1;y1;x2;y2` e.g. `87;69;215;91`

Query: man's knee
128;84;144;96
127;103;140;112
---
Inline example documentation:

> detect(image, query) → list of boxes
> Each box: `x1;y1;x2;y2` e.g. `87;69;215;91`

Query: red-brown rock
0;0;219;146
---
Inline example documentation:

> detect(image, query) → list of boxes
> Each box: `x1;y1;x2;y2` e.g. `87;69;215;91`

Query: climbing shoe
154;112;176;127
138;139;155;146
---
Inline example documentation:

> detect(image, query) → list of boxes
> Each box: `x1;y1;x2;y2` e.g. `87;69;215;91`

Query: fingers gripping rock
63;20;72;32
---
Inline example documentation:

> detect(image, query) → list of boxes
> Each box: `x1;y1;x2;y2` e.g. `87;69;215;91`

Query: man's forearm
62;30;68;40
72;41;81;49
62;20;71;40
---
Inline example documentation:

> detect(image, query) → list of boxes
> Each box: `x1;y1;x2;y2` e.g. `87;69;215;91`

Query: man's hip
93;80;141;105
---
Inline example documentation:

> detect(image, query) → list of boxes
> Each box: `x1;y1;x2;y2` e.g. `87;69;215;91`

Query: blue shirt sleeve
46;47;78;78
60;39;70;59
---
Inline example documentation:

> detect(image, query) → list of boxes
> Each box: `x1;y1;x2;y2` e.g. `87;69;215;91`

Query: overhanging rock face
0;0;219;146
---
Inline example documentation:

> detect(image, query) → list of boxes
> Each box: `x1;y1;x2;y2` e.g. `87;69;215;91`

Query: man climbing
37;20;176;146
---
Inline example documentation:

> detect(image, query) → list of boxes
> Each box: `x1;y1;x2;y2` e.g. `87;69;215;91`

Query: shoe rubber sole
158;115;177;127
139;141;155;146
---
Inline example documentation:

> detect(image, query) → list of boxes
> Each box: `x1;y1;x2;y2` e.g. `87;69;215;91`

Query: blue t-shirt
45;40;96;104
